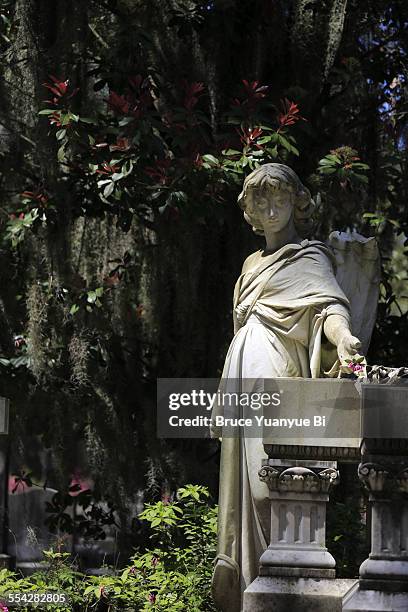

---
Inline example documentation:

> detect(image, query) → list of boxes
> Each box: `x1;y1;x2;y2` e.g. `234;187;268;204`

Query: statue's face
253;188;293;232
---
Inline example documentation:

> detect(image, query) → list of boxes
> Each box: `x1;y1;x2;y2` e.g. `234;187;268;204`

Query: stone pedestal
343;440;408;611
243;454;346;611
244;577;357;612
258;458;338;576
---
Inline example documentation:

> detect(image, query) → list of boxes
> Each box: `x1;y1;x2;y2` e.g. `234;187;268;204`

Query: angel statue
211;163;380;611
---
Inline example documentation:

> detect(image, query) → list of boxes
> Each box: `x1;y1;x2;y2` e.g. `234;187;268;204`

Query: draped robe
211;239;351;612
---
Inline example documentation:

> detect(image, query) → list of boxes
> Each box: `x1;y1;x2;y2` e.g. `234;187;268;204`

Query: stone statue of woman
211;163;376;611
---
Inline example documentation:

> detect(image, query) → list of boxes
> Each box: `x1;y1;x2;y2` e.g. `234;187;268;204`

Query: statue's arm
323;313;362;362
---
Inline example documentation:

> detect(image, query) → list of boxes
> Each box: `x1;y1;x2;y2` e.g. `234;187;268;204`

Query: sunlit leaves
318;147;370;188
33;70;306;245
278;98;306;131
5;209;40;246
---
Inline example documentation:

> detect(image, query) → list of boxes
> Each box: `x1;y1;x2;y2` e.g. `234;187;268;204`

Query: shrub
0;485;218;611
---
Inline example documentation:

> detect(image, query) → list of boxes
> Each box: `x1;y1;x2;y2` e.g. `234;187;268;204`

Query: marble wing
327;231;381;355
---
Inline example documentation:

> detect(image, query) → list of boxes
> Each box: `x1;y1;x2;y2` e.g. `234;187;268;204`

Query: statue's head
237;163;314;237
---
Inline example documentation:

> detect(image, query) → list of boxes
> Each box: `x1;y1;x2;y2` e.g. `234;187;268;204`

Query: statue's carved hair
237;163;315;237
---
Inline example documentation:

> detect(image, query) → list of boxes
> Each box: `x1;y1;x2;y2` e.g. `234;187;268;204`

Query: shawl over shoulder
232;239;350;377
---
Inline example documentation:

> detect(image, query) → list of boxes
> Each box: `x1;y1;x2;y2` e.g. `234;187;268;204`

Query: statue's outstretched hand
337;333;362;363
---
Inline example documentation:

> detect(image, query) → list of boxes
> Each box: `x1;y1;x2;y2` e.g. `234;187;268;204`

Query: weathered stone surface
259;459;338;572
243;576;357;612
344;433;408;610
8;487;58;563
343;584;408;611
327;231;380;356
0;398;8;434
0;554;12;569
262;378;361;451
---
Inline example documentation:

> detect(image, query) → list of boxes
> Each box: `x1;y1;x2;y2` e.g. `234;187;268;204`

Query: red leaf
110;137;131;152
107;91;130;115
144;159;171;184
96;163;120;175
237;125;263;147
128;74;143;90
277;98;305;131
182;80;205;111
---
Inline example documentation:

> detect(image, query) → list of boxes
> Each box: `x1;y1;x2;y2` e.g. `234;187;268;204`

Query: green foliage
0;485;217;611
5;209;41;247
318;147;370;187
45;486;118;540
29;75;307;237
327;499;368;578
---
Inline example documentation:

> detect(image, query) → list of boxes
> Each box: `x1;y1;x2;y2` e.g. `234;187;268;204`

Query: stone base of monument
343;580;408;611
260;566;335;578
259;547;336;577
244;455;348;610
17;561;49;575
0;554;12;569
343;440;408;612
243;576;357;612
